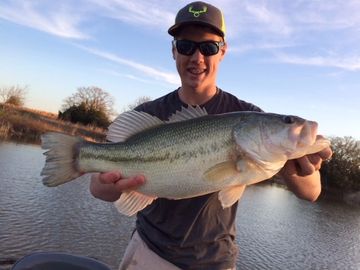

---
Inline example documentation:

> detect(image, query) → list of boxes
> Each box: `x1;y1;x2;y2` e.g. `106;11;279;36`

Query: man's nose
190;48;205;62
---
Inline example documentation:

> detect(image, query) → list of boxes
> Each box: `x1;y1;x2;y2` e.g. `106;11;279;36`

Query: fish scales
40;106;330;215
78;114;241;198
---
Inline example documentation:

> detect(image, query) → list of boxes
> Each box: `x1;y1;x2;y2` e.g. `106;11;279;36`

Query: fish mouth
297;120;318;147
284;120;319;158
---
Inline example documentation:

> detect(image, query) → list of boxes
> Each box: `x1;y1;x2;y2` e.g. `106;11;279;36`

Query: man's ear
172;45;176;60
219;42;227;60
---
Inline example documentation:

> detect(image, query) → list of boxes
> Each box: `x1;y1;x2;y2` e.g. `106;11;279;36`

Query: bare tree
126;96;152;111
62;86;115;117
0;85;28;106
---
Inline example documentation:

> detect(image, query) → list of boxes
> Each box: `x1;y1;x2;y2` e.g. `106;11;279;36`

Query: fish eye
283;115;295;124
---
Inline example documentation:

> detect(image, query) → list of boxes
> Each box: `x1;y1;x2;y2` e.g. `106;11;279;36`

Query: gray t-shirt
134;88;262;270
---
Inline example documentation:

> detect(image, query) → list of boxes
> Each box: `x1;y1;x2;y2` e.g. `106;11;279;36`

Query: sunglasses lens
175;40;222;56
199;42;219;56
176;40;196;55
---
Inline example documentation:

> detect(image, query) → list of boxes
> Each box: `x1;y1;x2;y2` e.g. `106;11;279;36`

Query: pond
0;142;359;269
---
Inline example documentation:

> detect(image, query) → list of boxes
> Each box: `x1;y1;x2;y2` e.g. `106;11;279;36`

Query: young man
90;2;332;269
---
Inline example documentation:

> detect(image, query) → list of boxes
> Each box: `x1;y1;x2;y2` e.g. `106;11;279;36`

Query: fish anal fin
218;185;246;208
114;191;156;216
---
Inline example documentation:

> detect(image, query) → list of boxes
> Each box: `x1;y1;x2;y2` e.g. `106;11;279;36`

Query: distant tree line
0;84;152;129
2;84;359;192
321;136;360;192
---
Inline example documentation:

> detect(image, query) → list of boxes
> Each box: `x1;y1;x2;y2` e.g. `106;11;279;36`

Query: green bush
59;103;110;128
321;136;360;191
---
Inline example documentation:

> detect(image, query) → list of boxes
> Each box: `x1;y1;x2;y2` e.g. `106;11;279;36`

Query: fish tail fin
41;132;83;187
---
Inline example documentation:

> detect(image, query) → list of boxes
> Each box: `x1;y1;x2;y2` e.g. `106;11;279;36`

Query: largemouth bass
41;106;330;216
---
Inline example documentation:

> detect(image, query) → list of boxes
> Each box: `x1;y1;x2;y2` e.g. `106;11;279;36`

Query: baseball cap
168;1;226;38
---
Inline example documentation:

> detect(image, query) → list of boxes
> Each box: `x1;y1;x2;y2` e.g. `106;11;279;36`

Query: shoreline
0;103;106;144
1;104;359;207
267;179;360;207
320;188;360;207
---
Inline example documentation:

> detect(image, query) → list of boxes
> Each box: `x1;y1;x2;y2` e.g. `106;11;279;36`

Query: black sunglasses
173;39;225;56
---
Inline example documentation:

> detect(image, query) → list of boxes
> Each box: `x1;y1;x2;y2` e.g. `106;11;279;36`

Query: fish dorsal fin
114;191;156;216
218;185;246;208
167;105;208;123
107;110;163;142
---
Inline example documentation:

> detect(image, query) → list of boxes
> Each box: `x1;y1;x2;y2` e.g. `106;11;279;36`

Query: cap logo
188;6;207;17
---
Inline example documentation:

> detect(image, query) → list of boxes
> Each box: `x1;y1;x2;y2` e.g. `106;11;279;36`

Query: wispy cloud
0;0;89;39
88;0;174;29
1;0;359;44
1;0;360;73
291;0;360;31
220;0;360;36
242;2;292;35
76;45;180;85
274;53;360;71
215;0;293;39
101;69;162;85
228;42;295;54
216;0;360;71
0;0;175;39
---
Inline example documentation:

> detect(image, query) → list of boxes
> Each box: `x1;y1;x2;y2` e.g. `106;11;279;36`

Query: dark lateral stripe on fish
79;140;232;163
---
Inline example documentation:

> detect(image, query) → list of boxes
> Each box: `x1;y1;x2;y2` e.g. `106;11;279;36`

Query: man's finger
114;175;145;192
307;154;322;171
98;171;122;184
296;156;315;176
318;147;333;160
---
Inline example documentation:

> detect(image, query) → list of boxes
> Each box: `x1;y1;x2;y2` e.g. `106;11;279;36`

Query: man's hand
280;146;332;202
90;171;145;202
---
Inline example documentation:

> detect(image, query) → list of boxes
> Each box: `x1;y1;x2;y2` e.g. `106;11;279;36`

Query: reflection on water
0;142;134;269
1;142;360;270
236;186;360;270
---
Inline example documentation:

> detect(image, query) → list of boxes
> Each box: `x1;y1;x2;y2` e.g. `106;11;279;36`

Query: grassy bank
0;103;106;144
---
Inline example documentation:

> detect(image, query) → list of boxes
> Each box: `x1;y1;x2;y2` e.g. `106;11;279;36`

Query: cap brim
168;21;225;37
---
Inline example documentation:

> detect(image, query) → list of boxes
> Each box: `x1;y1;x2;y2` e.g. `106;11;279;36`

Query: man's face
172;25;227;92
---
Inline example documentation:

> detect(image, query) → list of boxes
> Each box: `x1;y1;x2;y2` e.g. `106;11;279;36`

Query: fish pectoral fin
218;185;246;209
203;161;239;183
114;191;156;216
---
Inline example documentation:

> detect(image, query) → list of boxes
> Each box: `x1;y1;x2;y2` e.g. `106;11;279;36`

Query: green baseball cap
168;1;226;38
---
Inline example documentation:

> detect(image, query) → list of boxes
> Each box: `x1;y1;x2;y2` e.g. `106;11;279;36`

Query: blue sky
0;0;359;138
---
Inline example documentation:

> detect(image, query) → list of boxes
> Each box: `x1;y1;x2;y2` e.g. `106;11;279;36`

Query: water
236;186;360;269
0;142;134;269
1;142;359;270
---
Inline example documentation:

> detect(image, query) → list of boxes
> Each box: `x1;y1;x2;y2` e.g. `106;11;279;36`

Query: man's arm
279;147;333;202
90;172;145;202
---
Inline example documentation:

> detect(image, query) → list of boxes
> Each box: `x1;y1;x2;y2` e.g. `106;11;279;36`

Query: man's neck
178;86;218;106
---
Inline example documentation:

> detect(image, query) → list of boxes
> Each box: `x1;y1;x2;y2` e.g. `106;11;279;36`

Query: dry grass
0;103;106;144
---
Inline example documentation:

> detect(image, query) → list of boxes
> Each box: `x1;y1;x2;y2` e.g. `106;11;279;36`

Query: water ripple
1;143;360;270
